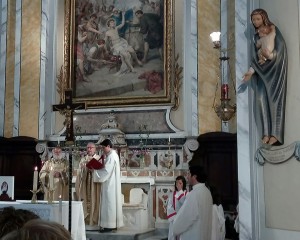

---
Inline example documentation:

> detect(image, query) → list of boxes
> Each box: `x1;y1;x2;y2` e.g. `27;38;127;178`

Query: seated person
0;207;39;238
1;219;71;240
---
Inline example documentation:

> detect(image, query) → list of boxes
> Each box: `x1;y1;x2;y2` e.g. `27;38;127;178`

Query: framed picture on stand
0;176;14;201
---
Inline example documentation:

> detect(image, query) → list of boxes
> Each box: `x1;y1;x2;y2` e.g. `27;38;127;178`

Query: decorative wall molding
256;142;300;165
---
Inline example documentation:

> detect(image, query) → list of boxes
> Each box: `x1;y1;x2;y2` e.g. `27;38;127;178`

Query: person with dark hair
167;175;188;240
173;166;213;240
135;9;163;63
94;139;124;233
0;207;39;238
1;219;71;240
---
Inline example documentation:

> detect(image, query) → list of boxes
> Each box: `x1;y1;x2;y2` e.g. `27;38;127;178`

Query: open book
86;157;105;170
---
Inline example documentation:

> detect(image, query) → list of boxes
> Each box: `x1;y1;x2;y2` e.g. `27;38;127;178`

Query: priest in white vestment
94;139;124;233
173;165;213;240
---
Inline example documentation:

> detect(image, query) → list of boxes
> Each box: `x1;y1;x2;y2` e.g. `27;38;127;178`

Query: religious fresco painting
64;0;175;107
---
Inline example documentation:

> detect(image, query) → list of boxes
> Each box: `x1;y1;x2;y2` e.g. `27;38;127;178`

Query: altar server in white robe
94;139;124;233
211;204;226;240
173;166;213;240
210;187;226;240
167;175;188;240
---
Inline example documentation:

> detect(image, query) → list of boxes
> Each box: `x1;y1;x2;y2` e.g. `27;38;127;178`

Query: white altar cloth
0;200;86;240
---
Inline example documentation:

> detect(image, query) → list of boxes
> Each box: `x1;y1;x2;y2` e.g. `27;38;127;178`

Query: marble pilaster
189;0;198;136
235;0;256;239
39;0;49;140
13;0;21;136
0;0;7;136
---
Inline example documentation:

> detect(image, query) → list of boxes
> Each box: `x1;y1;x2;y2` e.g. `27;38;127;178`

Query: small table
0;200;86;240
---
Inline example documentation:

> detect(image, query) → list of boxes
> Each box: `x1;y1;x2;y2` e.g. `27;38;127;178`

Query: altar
0;200;86;240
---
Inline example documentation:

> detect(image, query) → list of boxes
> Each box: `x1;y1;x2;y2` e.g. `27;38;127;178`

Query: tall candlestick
49;167;54;189
59;195;63;224
33;166;38;191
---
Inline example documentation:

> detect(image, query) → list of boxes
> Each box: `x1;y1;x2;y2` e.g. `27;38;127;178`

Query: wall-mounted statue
243;8;287;146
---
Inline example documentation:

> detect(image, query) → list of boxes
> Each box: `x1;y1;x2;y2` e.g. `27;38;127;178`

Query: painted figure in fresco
243;8;287;146
135;9;163;63
105;10;143;74
167;176;188;240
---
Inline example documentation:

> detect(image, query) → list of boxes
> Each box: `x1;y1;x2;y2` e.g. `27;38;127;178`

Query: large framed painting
61;0;177;108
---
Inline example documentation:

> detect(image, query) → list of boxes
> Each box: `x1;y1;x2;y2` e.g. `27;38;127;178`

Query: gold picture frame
61;0;176;108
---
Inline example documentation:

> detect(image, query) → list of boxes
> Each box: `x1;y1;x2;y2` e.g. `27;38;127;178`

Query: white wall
252;0;300;239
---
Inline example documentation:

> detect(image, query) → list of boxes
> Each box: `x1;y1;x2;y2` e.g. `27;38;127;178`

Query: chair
122;188;149;231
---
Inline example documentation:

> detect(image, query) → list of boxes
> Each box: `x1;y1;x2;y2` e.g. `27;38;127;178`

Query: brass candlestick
30;189;40;203
47;188;55;204
166;138;172;169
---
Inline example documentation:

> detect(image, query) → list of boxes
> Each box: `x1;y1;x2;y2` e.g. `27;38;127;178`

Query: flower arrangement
128;124;151;168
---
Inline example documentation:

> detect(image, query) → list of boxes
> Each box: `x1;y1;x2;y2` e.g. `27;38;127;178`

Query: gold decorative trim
171;54;183;111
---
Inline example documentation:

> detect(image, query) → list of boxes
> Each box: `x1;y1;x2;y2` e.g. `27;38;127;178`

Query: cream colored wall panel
198;0;221;133
19;0;40;138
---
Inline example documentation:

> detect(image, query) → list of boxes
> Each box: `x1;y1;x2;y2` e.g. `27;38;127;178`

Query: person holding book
94;139;124;233
75;142;102;229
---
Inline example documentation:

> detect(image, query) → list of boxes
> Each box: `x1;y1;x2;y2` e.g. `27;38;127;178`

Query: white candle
59;195;63;224
49;166;54;189
33;166;38;191
168;135;170;142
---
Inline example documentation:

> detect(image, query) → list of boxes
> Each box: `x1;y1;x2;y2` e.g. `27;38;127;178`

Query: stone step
86;228;156;240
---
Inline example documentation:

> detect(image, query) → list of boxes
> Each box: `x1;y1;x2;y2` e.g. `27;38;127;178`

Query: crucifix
52;89;85;232
53;89;86;145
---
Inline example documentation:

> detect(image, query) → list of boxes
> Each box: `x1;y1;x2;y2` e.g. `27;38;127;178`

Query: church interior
1;0;300;240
